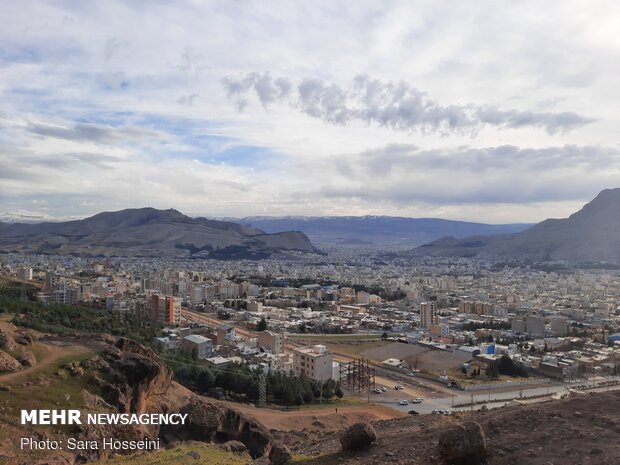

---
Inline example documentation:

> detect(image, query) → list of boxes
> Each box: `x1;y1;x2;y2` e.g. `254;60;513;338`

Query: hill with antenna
0;208;315;258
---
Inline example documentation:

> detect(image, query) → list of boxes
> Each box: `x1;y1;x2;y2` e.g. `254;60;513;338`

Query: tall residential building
420;301;437;329
292;345;333;381
150;295;181;326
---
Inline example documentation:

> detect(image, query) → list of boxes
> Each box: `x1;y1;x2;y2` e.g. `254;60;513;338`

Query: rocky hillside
0;332;274;465
412;188;620;263
0;207;315;258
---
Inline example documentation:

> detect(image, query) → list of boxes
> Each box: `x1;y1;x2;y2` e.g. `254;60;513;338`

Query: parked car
408;409;419;415
395;384;404;390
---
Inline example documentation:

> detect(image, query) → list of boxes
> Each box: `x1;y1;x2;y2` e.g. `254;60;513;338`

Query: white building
292;345;334;381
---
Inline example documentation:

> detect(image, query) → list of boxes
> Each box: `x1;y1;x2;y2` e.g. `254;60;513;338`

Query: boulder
16;347;36;367
14;330;35;345
269;443;291;465
340;422;377;452
437;421;487;465
0;350;23;373
0;330;15;350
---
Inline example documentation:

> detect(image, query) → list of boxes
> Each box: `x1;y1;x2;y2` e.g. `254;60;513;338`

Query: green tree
485;364;499;378
196;368;215;392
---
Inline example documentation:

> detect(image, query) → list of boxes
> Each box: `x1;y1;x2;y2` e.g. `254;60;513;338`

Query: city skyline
2;1;620;223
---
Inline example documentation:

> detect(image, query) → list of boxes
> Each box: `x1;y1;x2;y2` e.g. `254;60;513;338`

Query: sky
1;0;619;223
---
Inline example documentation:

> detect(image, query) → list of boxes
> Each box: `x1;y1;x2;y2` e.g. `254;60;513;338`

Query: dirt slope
271;390;620;465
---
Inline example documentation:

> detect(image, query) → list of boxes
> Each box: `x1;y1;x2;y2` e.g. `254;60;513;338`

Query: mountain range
238;216;532;247
0;208;315;259
2;189;618;262
412;188;620;263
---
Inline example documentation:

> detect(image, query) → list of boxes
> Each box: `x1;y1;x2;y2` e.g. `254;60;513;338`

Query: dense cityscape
3;248;619;414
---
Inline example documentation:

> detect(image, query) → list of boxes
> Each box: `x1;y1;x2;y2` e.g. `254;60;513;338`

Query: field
360;342;471;373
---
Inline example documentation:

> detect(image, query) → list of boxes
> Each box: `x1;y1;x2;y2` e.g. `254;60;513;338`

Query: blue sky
1;0;619;223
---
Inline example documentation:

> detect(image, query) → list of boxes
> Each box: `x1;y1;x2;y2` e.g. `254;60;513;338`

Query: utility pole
258;372;266;408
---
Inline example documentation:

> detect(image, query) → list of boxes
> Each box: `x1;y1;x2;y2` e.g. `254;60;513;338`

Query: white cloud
0;0;618;223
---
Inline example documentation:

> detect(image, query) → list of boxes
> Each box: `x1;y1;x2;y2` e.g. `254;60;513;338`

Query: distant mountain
0;208;315;258
238;216;532;246
0;210;74;223
412;188;620;262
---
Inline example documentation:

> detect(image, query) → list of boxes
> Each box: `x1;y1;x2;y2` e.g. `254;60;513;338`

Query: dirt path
0;342;91;383
223;401;404;431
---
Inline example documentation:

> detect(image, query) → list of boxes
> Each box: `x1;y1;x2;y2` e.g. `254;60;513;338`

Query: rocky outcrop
437;421;487;465
269;443;292;465
169;398;272;459
0;329;15;350
0;350;22;372
66;336;272;461
13;331;35;346
340;422;377;452
15;346;36;367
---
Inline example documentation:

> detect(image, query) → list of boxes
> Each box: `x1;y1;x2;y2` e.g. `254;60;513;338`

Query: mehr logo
21;410;82;425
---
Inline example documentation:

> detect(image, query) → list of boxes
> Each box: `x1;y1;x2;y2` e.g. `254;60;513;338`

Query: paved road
376;378;620;415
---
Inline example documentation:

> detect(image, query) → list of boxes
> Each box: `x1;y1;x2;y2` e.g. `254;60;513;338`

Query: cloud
316;144;619;206
222;73;596;134
27;122;164;144
222;72;292;109
178;93;201;106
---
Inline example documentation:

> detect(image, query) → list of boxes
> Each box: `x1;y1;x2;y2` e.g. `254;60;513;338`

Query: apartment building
292;345;333;381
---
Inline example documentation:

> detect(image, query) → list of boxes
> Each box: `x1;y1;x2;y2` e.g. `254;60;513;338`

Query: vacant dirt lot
361;342;471;372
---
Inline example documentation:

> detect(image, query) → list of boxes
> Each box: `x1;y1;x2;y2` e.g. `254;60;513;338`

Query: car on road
411;398;423;404
399;400;409;405
408;409;419;415
406;371;418;376
372;388;382;394
395;384;404;390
